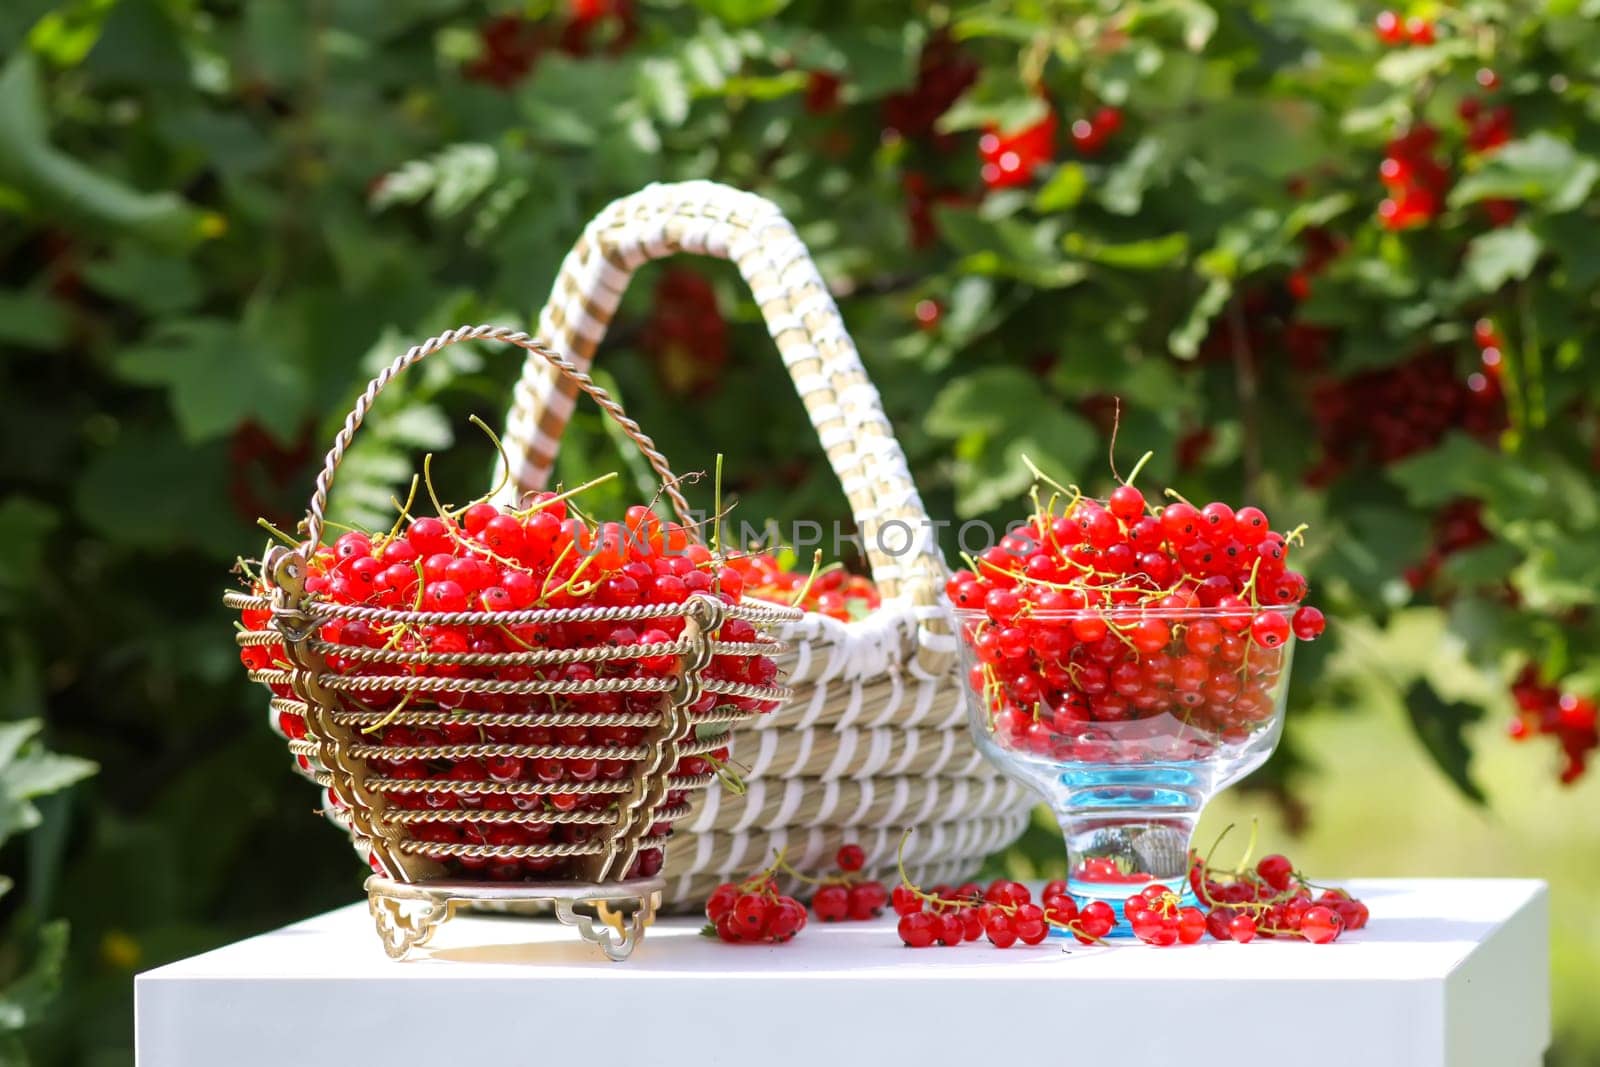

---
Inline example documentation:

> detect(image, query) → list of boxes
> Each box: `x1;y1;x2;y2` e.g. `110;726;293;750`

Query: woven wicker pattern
495;182;1034;907
233;326;798;888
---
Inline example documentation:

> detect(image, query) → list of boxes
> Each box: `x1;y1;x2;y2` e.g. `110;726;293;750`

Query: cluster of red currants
947;477;1324;760
1373;11;1435;45
978;110;1057;190
894;876;1116;948
1376;79;1516;230
974;102;1123;191
1308;348;1506;480
1461;95;1515;155
705;873;808;944
1120;886;1209;945
1285;226;1347;304
725;553;881;623
238;488;780;882
1378;125;1451;230
804;71;843;116
1509;665;1598;785
462;1;633;88
1404;498;1492;592
808;845;891;921
1069;106;1123;156
704;845;887;942
881;31;978;144
1471;317;1507;392
639;269;728;398
1189;848;1369;944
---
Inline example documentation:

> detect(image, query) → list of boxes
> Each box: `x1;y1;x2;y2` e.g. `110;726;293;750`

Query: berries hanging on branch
1509;665;1597;785
978;107;1058;189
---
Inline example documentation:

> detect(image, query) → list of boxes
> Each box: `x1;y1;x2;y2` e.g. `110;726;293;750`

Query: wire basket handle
496;182;948;649
303;324;693;549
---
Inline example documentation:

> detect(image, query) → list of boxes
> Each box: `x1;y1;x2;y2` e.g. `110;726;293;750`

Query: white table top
136;878;1548;1067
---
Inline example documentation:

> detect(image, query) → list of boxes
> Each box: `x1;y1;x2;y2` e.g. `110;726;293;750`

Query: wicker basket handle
495;181;948;623
302;324;693;549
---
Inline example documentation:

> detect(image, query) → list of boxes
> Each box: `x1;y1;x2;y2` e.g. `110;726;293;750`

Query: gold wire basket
227;325;798;960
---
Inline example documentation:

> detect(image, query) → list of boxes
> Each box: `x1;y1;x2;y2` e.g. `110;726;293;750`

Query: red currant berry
898;911;937;948
811;884;850;922
1299;905;1343;944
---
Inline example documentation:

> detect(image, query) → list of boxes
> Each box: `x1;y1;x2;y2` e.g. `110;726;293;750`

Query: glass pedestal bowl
955;606;1295;927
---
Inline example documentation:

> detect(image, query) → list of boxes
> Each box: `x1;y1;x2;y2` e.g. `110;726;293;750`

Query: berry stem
1122;449;1154;491
788;550;826;608
511;471;619;517
257;517;300;547
386;475;421;542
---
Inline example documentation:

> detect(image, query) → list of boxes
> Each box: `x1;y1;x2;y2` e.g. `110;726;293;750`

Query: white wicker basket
496;181;1035;906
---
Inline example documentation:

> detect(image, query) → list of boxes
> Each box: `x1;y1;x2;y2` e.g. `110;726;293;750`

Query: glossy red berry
898;911;938;948
1300;905;1343;944
1256;854;1295;893
811;884;850;922
1291;606;1326;640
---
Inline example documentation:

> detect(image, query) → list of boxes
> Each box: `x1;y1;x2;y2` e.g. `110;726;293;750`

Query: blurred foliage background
0;0;1597;1063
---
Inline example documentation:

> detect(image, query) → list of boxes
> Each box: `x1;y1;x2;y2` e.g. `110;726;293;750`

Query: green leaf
1125;0;1218;51
427;143;499;219
1097;136;1172;215
1441;539;1524;585
114;319;306;442
84;0;188;88
1033;163;1087;213
0;288;69;350
1402;681;1486;805
936;207;1086;288
242;2;310;87
688;0;792;25
0;53;214;248
1386;434;1517;507
1063;231;1188;270
1374;41;1470;85
517;55;635;145
927;368;1095;516
82;245;203;315
1186;100;1328;181
0;920;69;1034
1462;225;1542;293
829;26;919;98
0;497;57;602
0;721;96;850
1450;134;1600;213
926;367;1048;438
1168;276;1230;359
73;430;242;557
936;68;1047;134
1533;213;1600;289
638;58;690;126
